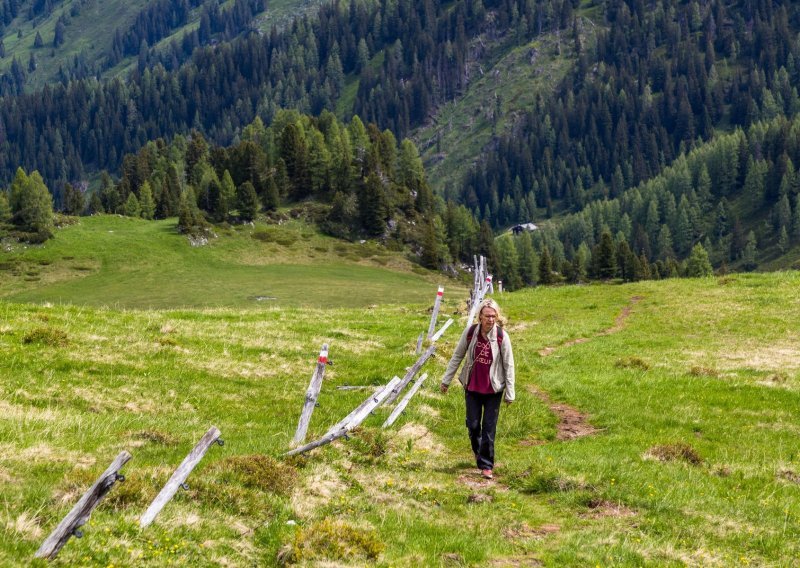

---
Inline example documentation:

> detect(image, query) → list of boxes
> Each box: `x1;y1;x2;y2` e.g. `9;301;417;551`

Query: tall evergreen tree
139;181;155;220
685;244;713;277
236;181;259;222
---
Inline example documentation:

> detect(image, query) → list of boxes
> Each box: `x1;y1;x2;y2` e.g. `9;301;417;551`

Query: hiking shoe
481;469;493;479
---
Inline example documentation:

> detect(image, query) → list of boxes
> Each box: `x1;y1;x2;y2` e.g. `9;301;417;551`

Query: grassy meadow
1;220;800;566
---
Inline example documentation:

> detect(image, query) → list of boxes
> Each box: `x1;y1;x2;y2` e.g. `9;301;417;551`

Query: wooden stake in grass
286;377;401;456
35;451;132;560
430;318;453;342
382;373;429;428
426;286;445;339
139;427;222;528
292;343;329;446
415;332;424;355
383;344;436;405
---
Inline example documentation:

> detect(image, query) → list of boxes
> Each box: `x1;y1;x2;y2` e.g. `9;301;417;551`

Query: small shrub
22;327;68;347
646;442;703;465
279;519;384;565
211;454;297;495
615;357;650;370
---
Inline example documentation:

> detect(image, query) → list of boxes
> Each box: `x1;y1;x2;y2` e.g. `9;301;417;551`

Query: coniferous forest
1;0;800;287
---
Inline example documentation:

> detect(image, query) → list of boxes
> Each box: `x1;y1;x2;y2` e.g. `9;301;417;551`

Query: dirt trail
528;385;601;440
538;296;644;357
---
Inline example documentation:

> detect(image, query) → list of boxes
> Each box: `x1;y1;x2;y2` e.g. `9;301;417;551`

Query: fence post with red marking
426;286;445;339
291;343;330;447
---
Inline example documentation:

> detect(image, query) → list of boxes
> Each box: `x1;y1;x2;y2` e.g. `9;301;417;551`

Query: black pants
465;390;503;470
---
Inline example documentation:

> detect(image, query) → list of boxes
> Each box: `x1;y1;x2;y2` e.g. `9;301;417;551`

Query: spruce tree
594;230;617;279
358;173;387;236
124;193;140;217
496;236;522;290
177;187;209;235
236;181;259;222
742;231;758;271
9;169;53;239
778;225;790;253
538;246;554;285
0;192;10;223
685;244;713;277
139;181;155;220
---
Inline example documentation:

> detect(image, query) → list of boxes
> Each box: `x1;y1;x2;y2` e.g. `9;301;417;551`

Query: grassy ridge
0;215;446;309
1;264;799;565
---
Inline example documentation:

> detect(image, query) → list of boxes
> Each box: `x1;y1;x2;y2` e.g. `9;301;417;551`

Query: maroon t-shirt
468;334;495;393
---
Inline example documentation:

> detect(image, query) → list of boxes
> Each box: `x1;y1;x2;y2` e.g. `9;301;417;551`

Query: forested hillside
1;0;800;283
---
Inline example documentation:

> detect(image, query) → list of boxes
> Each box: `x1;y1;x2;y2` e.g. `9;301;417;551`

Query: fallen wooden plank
324;377;400;437
35;451;132;560
383;373;429;428
139;427;222;528
286;377;401;456
383;344;436;405
291;343;330;446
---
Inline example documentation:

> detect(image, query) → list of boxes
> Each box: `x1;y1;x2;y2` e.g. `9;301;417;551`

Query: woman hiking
440;298;515;479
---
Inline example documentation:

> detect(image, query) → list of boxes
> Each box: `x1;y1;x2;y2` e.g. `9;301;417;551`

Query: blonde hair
476;298;505;327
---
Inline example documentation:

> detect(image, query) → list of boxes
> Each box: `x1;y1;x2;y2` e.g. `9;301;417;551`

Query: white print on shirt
475;338;492;366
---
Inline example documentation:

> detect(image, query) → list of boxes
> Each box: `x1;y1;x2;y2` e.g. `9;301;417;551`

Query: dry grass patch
5;511;43;541
689;365;721;378
777;469;800;484
291;464;347;518
389;423;446;456
644;443;703;465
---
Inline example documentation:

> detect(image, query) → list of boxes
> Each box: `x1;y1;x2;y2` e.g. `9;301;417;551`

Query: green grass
0;215;448;309
1;262;799;565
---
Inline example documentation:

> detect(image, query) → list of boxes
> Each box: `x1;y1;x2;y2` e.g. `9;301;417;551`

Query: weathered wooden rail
35;451;132;560
139;427;223;528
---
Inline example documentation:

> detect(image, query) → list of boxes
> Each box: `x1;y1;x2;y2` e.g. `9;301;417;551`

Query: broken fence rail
139;427;223;528
35;451;132;560
286;377;401;456
383;344;436;406
426;286;445;339
382;373;429;428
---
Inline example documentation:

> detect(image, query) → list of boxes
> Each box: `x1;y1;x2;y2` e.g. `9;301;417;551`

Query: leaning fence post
139;427;223;528
324;378;397;437
382;373;429;428
35;451;132;560
292;343;329;446
384;344;436;405
426;286;445;339
286;377;402;457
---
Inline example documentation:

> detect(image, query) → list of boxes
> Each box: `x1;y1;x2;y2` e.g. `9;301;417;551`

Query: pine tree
778;225;790;253
793;196;800;243
538;246;554;285
124;193;140;217
62;183;85;216
139;181;155;220
219;170;236;221
685;244;713;277
236;181;259;222
9;169;53;239
515;231;538;285
496;236;522;290
593;230;617;279
177;187;209;236
742;231;758;271
0;192;10;223
358;173;387;236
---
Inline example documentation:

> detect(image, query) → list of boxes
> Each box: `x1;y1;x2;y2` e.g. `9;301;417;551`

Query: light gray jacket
441;324;515;402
